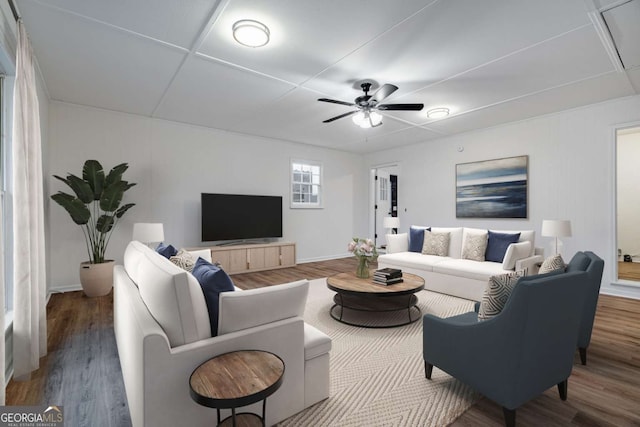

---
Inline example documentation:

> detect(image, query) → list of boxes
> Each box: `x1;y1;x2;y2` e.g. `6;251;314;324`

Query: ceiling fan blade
377;103;424;111
322;110;358;123
370;84;398;104
318;98;356;107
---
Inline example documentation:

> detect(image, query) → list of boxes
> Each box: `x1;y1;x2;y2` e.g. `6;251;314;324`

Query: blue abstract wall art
456;155;528;218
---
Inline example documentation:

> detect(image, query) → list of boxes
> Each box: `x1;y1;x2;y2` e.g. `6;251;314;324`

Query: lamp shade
541;220;572;238
383;216;400;229
132;223;165;244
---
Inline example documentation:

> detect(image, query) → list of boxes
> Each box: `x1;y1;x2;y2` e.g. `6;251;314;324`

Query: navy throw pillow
485;231;521;263
155;242;177;259
409;226;431;253
191;257;235;337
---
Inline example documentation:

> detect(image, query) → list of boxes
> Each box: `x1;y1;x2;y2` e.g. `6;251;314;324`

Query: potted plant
51;160;135;297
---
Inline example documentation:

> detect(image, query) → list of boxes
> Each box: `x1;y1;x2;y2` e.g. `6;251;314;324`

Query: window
379;176;388;201
291;159;322;208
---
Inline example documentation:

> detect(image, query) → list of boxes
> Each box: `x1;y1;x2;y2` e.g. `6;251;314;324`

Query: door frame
369;162;400;249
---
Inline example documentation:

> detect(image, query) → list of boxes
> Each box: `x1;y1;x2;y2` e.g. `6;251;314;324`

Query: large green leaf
105;163;129;188
99;181;126;212
51;192;91;225
115;203;135;219
66;174;94;204
96;214;114;233
83;160;105;201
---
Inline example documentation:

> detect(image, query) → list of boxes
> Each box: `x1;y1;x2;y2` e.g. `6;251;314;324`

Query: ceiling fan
318;82;423;128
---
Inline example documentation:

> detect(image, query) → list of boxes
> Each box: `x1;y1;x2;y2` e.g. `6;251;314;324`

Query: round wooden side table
189;350;285;427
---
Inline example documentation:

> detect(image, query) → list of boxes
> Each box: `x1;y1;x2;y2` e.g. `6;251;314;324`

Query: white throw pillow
501;241;532;270
386;233;408;254
422;231;450;257
461;229;488;262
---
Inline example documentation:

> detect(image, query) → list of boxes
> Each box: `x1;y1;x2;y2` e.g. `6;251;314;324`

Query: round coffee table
189;350;284;426
326;271;425;328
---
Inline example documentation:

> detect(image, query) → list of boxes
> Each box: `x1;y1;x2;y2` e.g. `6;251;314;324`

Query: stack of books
373;268;403;285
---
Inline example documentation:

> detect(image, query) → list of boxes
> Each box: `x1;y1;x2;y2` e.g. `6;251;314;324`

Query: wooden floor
6;257;640;427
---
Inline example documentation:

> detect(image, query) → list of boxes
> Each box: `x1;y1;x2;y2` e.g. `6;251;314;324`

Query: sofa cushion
478;271;524;321
486;231;521;263
501;241;532;270
461;229;488;261
539;254;566;274
409;226;430;253
377;252;446;271
192;258;235;337
433;258;510;281
490;229;535;256
422;231;450;257
124;241;211;347
218;280;309;335
170;249;196;272
431;227;463;258
156;242;177;259
304;323;332;361
386;233;409;254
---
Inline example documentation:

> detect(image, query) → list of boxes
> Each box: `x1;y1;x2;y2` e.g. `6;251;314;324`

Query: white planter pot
79;260;115;297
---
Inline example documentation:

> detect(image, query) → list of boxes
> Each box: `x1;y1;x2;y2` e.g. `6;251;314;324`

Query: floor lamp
541;220;572;255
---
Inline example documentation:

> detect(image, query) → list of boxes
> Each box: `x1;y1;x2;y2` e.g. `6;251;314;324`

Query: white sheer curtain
11;19;46;380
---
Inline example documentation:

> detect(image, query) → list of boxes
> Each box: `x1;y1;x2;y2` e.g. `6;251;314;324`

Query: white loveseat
114;241;331;427
378;227;543;301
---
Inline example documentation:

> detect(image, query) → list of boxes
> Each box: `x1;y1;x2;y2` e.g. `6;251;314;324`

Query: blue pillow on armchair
485;231;521;262
409;226;431;252
191;257;235;337
155;242;177;259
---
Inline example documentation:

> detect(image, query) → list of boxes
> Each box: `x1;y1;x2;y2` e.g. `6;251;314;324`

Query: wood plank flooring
6;257;640;427
618;261;640;282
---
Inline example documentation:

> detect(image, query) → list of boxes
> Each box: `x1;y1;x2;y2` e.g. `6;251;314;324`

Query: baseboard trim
298;253;352;264
48;284;82;297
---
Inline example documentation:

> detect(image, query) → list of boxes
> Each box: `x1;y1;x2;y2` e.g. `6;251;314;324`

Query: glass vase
356;257;369;279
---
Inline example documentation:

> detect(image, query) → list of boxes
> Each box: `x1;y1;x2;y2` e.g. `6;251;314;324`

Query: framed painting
456;155;528;218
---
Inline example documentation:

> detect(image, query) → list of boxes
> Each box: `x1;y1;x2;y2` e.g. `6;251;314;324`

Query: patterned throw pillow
422;231;450;257
539;254;565;274
461;231;488;262
478;271;524;321
170;249;196;272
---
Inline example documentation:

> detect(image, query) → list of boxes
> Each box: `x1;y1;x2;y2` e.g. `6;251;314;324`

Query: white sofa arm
516;255;544;275
386;233;409;253
218;280;309;335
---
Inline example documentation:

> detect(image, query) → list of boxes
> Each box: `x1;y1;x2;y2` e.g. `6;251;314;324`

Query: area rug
279;278;479;427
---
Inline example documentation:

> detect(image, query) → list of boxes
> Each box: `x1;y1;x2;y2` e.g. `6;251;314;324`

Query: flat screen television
201;193;283;242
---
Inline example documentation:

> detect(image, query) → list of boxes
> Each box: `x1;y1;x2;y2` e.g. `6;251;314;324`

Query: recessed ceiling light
426;108;450;119
232;20;270;48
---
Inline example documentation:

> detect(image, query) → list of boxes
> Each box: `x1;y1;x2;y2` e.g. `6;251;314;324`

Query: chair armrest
516;255;544;275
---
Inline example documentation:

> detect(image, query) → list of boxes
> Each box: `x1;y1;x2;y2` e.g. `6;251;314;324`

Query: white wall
365;95;640;300
617;129;640;261
47;102;367;290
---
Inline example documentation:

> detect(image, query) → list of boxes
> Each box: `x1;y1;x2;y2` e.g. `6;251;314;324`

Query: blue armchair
565;251;604;365
423;271;589;427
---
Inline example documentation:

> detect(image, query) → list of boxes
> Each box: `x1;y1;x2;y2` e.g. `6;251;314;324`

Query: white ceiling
18;0;640;153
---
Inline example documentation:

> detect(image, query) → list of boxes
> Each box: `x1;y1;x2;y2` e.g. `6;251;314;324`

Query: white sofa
378;227;543;301
114;241;331;427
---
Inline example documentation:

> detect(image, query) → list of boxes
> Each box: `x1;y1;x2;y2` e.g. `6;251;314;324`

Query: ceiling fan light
352;111;365;126
426;107;450;119
233;20;270;47
369;111;383;127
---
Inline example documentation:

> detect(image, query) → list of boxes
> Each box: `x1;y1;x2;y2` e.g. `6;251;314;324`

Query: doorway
371;164;399;250
616;125;640;284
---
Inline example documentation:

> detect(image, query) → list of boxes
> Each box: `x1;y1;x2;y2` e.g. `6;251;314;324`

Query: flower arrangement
348;237;378;278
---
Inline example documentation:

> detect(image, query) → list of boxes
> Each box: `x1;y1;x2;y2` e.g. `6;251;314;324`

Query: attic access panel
602;0;640;69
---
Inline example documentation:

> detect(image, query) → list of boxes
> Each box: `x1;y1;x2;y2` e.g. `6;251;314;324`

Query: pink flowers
348;237;378;260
